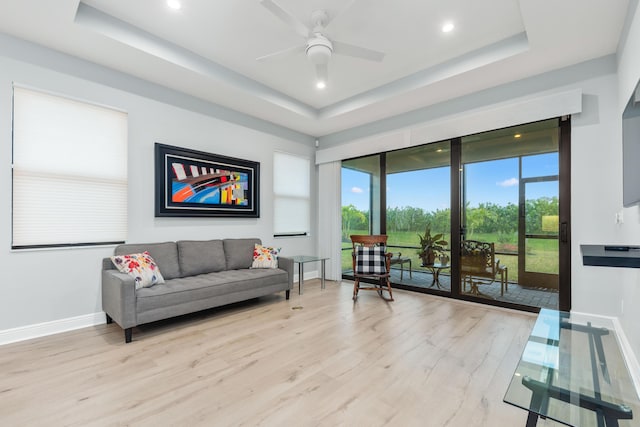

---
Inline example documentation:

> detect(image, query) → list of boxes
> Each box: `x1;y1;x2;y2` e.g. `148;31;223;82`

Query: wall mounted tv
623;80;640;207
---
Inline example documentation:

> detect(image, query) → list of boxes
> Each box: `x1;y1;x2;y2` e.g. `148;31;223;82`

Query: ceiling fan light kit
306;35;332;65
315;62;328;89
258;0;385;89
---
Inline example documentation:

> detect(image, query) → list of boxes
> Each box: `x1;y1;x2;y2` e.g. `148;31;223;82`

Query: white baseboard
0;312;106;346
572;311;640;399
293;271;319;283
1;274;324;346
612;316;640;399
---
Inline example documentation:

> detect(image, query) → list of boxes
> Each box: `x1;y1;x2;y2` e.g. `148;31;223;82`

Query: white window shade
12;86;128;248
273;152;310;236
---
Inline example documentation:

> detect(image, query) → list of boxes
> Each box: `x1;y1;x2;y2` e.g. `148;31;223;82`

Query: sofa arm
102;269;137;329
278;256;294;290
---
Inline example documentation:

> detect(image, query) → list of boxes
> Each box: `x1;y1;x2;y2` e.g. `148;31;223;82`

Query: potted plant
417;224;448;266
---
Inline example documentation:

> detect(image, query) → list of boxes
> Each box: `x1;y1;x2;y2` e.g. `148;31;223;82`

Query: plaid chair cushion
355;246;387;275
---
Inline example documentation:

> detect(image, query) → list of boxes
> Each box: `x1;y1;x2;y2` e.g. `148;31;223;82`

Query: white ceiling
0;0;630;137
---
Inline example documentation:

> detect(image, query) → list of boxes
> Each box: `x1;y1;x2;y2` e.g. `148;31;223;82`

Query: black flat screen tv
623;80;640;207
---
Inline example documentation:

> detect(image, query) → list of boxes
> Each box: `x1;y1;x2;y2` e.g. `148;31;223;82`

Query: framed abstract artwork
154;143;260;217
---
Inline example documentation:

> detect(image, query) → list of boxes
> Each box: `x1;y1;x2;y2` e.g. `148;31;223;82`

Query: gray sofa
102;238;293;343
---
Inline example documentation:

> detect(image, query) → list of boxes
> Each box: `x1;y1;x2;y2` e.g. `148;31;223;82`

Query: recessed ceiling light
442;22;454;33
514;133;522;138
167;0;182;10
316;81;326;90
436;149;443;152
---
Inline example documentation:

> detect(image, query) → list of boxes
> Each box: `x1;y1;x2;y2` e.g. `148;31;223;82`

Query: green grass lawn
341;229;559;282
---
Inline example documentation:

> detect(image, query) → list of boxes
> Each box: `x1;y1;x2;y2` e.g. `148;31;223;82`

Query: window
12;86;128;249
273;152;310;236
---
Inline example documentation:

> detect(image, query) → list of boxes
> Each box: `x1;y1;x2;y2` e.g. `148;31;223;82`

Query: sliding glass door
459;157;519;299
459;119;562;309
341;118;570;312
386;141;451;293
341;155;381;273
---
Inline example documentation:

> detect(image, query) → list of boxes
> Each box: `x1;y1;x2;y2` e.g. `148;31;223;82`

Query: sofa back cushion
177;240;226;276
223;238;261;270
114;242;181;280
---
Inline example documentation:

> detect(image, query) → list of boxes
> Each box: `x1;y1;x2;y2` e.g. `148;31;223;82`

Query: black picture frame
154;143;260;218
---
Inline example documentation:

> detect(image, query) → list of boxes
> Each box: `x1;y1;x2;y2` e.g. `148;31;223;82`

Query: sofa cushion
136;268;287;314
178;240;226;276
111;251;165;289
223;238;261;270
114;242;181;280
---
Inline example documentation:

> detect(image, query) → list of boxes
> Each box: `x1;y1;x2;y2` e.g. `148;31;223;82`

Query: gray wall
0;49;317;334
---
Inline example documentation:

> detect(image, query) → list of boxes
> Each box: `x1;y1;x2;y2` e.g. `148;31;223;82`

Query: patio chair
460;240;508;297
351;235;394;301
389;252;412;280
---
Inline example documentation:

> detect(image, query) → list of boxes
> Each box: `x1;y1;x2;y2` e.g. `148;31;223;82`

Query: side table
422;262;450;289
291;255;328;295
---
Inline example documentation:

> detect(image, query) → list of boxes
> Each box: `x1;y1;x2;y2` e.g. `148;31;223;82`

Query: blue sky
342;153;558;212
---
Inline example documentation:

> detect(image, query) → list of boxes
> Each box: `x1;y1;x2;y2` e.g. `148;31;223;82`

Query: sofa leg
286;290;290;300
105;314;113;324
124;328;132;343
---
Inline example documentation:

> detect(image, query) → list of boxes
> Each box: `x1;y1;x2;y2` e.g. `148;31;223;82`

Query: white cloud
497;178;519;187
351;186;363;194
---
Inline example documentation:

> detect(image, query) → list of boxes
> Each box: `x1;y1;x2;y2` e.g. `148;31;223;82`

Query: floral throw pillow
110;251;165;289
251;244;281;269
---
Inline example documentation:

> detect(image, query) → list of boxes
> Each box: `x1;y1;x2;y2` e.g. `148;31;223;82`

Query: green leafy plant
417;224;448;265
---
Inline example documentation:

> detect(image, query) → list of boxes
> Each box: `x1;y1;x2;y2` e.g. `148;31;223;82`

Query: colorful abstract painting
155;143;259;217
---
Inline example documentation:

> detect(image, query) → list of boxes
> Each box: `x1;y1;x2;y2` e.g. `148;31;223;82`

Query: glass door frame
558;116;571;311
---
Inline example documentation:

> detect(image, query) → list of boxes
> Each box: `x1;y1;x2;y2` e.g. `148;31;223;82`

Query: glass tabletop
291;255;328;263
427;262;450;269
504;309;639;426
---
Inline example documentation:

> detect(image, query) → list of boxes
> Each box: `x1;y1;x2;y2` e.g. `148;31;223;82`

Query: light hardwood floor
1;281;549;426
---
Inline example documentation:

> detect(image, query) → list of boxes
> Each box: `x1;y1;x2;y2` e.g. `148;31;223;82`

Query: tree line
342;197;559;240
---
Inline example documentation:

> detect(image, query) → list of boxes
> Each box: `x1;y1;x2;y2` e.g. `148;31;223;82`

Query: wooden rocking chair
350;235;394;301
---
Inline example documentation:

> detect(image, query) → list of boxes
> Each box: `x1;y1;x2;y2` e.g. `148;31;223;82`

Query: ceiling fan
257;0;385;89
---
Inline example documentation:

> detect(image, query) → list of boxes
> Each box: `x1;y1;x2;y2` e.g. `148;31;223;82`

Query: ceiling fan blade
256;44;306;62
323;0;358;29
260;0;309;38
332;40;385;62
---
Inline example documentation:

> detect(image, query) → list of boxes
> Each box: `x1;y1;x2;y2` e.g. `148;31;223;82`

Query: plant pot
426;249;436;265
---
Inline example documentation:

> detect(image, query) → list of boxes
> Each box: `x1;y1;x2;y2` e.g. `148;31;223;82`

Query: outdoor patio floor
344;266;559;310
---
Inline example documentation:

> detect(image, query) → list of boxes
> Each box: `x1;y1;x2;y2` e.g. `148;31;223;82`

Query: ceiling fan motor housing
306;34;333;64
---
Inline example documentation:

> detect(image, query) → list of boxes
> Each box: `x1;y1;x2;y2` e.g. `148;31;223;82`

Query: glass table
291;255;328;295
504;309;639;426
